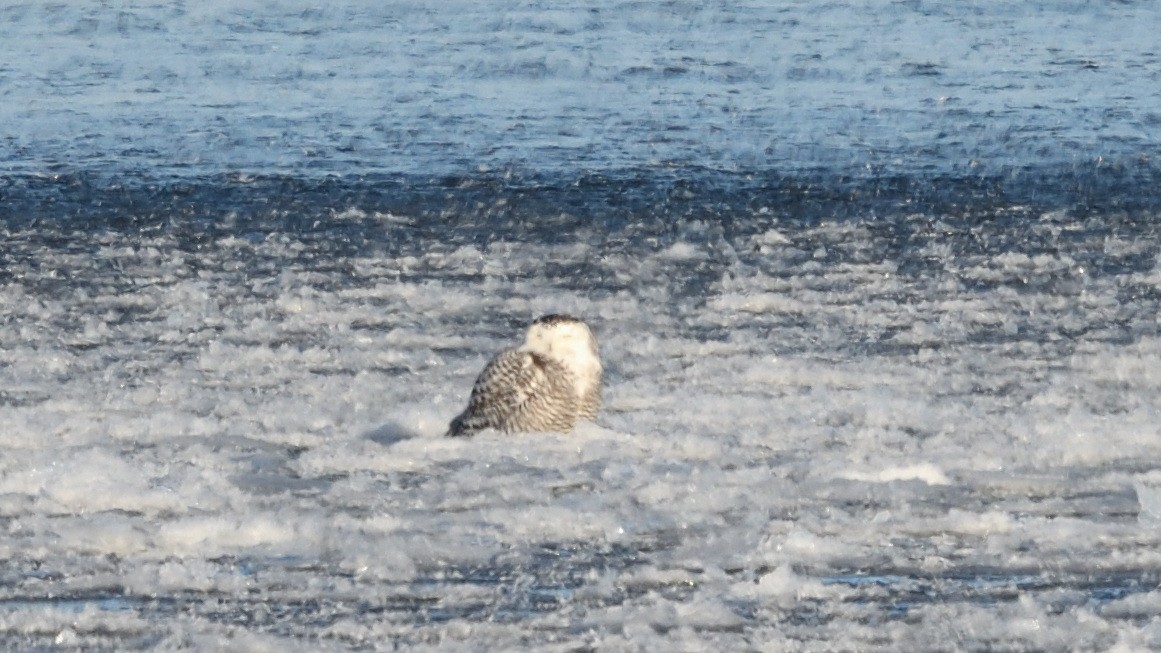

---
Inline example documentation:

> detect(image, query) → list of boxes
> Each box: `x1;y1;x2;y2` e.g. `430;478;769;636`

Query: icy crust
2;202;1161;649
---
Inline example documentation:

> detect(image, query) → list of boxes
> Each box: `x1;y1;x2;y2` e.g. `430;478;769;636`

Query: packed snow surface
5;183;1161;650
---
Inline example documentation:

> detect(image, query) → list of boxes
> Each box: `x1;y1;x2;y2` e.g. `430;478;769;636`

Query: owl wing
577;372;602;421
447;348;568;437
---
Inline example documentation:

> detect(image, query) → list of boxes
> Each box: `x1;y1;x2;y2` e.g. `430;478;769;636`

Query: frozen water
4;176;1161;650
2;1;1161;651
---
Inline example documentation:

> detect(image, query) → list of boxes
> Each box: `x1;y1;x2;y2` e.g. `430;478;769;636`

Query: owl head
524;314;601;379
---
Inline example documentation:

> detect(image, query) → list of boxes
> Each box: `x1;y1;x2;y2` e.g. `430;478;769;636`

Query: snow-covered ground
3;191;1161;649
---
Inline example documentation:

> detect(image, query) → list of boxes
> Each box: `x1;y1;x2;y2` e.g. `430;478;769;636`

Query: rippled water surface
2;0;1159;176
3;1;1161;651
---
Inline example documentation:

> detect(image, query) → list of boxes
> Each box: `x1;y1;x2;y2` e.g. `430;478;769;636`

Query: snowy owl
446;314;602;437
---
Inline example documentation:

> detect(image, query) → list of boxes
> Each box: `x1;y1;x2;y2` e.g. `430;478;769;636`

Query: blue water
1;0;1159;180
3;2;1161;651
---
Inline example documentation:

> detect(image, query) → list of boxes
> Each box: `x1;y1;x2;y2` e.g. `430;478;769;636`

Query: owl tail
446;410;477;437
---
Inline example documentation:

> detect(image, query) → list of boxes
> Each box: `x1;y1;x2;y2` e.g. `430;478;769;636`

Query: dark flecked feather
447;348;580;437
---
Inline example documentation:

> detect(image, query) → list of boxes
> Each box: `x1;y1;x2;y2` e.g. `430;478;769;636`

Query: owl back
447;348;580;437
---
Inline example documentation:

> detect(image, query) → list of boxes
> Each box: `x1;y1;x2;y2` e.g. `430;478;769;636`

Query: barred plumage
447;315;602;437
